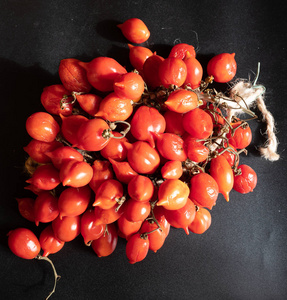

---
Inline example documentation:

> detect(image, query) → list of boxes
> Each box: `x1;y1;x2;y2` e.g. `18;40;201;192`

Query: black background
1;1;287;299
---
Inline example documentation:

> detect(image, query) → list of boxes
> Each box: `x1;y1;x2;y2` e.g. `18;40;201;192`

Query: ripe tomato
165;89;198;113
8;228;40;259
39;225;65;257
189;173;219;210
209;155;234;202
188;206;212;234
207;53;237;83
118;18;150;44
128;175;154;202
126;233;149;264
108;158;138;184
153;206;171;236
26;112;60;143
183;56;203;89
161;160;183;179
163;110;186;136
16;197;35;222
157;179;189;210
226;121;252;149
52;215;81;242
89;160;114;193
75;93;102;116
233;164;257;194
183;135;209;163
58;58;92;93
182;108;213;139
158;57;187;88
128;44;153;72
168;43;196;60
218;144;239;168
93;202;126;226
125;199;151;222
143;54;164;89
205;103;225;125
91;223;118;257
117;215;142;240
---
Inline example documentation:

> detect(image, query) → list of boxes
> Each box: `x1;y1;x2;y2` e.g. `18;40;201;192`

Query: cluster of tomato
8;18;258;269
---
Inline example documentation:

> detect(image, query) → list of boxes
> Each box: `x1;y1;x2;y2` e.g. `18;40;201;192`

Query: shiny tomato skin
93;202;126;226
52;215;81;242
125;199;151;222
183;135;209;163
165;89;198;113
163;110;186;136
75;93;102;116
169;43;196;60
126;233;149;264
143;54;165;89
188;207;212;234
16;197;35;222
117;215;142;240
233;164;257;194
161;160;183;180
128;175;154;202
128;44;153;71
218;144;239;168
227;122;252;149
8;228;40;259
89;160;114;193
183;57;203;89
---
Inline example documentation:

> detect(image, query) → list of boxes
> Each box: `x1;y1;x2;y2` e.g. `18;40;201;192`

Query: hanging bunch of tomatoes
8;16;259;299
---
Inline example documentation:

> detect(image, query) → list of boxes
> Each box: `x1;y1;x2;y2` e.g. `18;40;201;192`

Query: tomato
128;175;154;202
8;228;40;259
26;112;60;143
75;93;102;116
89;160;114;193
59;160;93;188
26;164;61;191
46;146;84;169
189;173;219;210
158;57;187;88
165;89;198;113
130;105;166;148
108;158;138;184
168;43;196;60
58;185;91;218
40;84;73;116
75;118;111;151
80;209;105;246
79;57;127;92
52;215;81;242
39;225;65;257
143;54;165;89
34;191;59;226
205;103;225;125
218;144;239;168
226;121;252;149
183;135;209;163
91;223;118;257
125;199;151;222
161;160;183;179
113;72;145;101
163;110;185;136
157;179;189;210
209;155;234;202
95;92;133;122
182;108;213;139
24;139;63;164
93;179;124;209
163;198;196;234
117;215;142;240
93;203;126;226
16;197;35;222
188;206;212;234
183;56;203;89
126;233;149;264
117;18;150;44
125;141;160;174
58;58;92;93
128;44;153;72
207;53;237;83
233;164;257;194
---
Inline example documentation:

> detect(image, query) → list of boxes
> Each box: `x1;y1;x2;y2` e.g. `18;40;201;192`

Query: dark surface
1;1;287;299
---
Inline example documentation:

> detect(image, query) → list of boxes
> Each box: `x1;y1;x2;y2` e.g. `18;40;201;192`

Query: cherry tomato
117;215;142;240
58;185;91;218
188;206;212;234
125;199;151;222
183;135;209;163
117;18;150;44
40;84;73;116
233;164;257;194
165;89;198;113
130;105;166;148
153;206;171;237
226;121;252;149
34;191;59;226
157;179;189;210
158;57;187;88
128;44;153;72
168;43;196;60
205;103;225;125
182;108;213;139
91;223;118;257
209;155;234;202
108;158;138;184
189;173;219;210
59;160;93;188
16;197;35;222
207;53;237;83
161;160;183;179
183;56;203;89
89;160;114;193
52;215;81;242
128;175;154;202
79;57;127;92
58;58;92;93
93;202;126;226
39;225;65;257
143;54;165;89
8;228;40;259
218;144;239;168
75;93;102;116
26;112;60;142
126;233;149;264
163;110;186;136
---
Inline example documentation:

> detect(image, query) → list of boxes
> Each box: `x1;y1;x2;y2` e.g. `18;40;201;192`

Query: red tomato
93;203;126;226
117;215;142;240
16;197;35;222
89;160;114;193
161;160;183;180
125;199;151;222
157;179;189;210
226;121;252;149
188;207;212;234
108;158;138;184
128;175;154;202
126;233;149;264
207;53;237;83
183;135;209;163
75;93;102;116
118;18;150;44
163;110;186;136
26;112;60;143
182;108;213;139
169;43;196;60
205;103;225;125
153;206;171;237
39;225;65;257
143;54;165;89
165;89;198;113
218;144;239;168
52;215;81;242
158;57;187;88
8;228;40;259
128;44;153;72
209;155;234;202
233;164;257;194
183;56;203;89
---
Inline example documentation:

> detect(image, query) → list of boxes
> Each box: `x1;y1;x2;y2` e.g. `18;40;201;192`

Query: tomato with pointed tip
8;228;40;259
89;160;114;193
169;43;196;60
125;199;151;222
75;93;102;116
188;206;212;234
52;215;81;242
128;175;154;202
128;44;153;72
93;203;126;226
108;158;138;184
165;89;198;113
161;160;183;180
126;233;149;264
218;144;239;168
233;164;257;194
